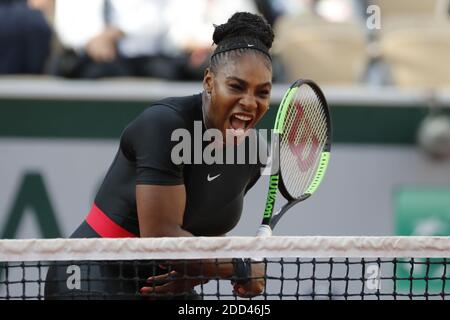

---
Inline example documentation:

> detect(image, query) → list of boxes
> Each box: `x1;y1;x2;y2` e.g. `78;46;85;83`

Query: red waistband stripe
86;204;137;238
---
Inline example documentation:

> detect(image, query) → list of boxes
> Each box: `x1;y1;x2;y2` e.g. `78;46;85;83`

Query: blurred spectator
315;0;358;22
267;0;362;22
0;0;52;74
52;0;179;79
254;0;284;26
28;0;54;24
259;0;314;21
162;0;259;80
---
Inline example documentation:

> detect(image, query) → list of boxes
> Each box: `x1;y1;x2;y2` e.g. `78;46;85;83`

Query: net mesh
280;84;329;197
0;236;449;300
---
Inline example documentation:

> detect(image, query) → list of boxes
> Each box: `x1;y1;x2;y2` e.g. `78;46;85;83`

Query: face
203;53;272;144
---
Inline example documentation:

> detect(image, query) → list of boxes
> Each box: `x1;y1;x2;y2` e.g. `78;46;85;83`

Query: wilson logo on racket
288;102;320;172
263;175;279;218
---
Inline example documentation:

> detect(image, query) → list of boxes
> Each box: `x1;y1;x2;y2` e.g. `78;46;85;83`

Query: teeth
234;114;252;121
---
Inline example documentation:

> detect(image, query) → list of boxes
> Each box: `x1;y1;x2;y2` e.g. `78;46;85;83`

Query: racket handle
256;225;272;237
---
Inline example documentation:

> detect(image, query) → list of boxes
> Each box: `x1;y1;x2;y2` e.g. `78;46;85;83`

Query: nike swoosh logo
248;44;254;47
207;174;221;182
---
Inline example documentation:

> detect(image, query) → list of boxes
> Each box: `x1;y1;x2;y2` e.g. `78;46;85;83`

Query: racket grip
256;225;272;237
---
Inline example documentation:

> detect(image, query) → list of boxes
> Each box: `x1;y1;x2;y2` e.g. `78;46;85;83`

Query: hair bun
212;12;274;49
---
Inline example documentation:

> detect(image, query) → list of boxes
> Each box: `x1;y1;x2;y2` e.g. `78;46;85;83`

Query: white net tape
1;236;449;262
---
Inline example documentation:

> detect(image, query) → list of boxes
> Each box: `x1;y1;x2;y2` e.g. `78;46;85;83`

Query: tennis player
45;12;274;300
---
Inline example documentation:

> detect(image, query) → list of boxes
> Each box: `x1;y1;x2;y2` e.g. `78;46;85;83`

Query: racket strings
280;85;329;197
283;101;322;194
281;87;320;193
294;92;328;192
293;91;327;194
288;88;328;194
292;88;328;193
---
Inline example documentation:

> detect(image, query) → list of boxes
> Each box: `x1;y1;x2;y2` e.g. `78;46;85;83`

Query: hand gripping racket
257;79;332;237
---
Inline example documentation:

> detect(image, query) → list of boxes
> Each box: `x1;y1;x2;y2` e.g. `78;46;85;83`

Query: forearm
140;224;192;238
170;258;264;287
171;259;237;280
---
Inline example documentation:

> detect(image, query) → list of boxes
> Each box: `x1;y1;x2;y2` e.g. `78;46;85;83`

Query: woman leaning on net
44;12;275;300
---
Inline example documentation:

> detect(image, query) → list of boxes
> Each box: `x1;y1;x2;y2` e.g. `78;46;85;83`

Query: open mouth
228;113;254;135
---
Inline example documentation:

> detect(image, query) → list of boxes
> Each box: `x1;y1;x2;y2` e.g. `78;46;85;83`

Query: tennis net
0;236;449;300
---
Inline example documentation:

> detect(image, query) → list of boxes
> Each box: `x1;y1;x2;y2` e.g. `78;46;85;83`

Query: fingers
141;274;206;296
140;281;173;294
233;284;247;297
233;280;265;298
140;281;195;296
146;270;178;283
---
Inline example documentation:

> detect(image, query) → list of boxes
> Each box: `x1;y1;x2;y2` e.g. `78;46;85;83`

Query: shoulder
148;93;202;123
125;93;202;134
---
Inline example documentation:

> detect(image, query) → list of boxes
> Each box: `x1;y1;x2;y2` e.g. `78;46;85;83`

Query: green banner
394;187;450;296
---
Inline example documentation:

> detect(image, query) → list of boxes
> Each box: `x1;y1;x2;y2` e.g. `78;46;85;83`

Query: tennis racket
256;79;332;237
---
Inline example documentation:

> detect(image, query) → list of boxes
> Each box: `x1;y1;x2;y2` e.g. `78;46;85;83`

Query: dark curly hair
210;12;274;73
